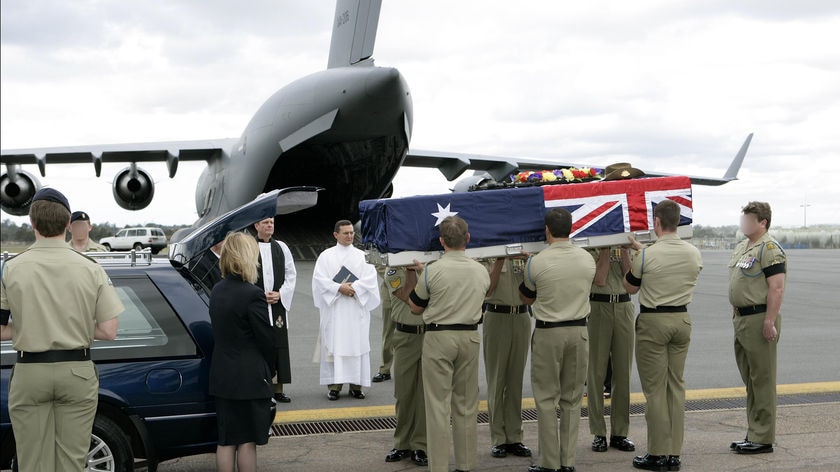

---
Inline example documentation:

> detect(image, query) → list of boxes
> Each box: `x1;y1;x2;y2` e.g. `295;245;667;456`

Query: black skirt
215;397;274;446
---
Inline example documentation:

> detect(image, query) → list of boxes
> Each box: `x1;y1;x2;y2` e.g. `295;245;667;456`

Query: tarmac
149;249;840;471
155;383;840;471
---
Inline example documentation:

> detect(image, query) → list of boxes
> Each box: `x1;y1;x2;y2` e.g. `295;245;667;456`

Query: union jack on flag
542;176;693;238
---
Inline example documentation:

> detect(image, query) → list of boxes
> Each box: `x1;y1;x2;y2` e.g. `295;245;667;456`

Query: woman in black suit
209;232;275;472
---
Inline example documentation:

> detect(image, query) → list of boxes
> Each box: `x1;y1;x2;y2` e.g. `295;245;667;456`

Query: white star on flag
431;202;458;226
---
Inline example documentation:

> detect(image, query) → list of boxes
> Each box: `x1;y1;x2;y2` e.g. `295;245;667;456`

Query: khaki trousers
391;329;426;450
482;311;531;446
9;360;99;472
635;312;691;456
587;300;634;437
531;326;588;469
377;280;394;375
734;312;781;444
422;330;480;472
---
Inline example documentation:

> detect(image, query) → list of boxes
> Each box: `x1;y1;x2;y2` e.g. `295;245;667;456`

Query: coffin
359;176;693;267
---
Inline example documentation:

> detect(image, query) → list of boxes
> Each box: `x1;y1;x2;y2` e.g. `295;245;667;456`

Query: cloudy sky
2;1;838;228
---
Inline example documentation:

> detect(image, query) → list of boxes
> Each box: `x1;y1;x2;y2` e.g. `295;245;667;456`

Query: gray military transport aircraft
0;0;752;245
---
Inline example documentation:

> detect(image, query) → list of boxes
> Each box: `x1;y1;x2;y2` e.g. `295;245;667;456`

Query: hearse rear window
92;276;197;360
0;276;196;364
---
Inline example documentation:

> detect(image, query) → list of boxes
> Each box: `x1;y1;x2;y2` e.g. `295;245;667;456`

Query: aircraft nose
364;67;407;99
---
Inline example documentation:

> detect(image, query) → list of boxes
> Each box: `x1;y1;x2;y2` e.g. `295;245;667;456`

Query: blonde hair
219;232;260;284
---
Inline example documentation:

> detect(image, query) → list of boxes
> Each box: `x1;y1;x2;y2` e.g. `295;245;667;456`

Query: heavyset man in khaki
408;216;489;472
1;188;123;472
624;199;702;472
383;265;427;466
520;208;596;472
587;246;636;454
483;256;533;459
728;201;786;455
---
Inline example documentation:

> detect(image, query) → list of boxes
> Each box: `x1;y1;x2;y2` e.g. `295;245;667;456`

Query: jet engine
452;172;494;193
0;168;41;216
113;163;155;210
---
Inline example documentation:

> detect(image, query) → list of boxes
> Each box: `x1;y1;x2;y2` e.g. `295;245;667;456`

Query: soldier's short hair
439;216;468;249
334;219;353;233
29;200;71;238
654;199;680;232
545;208;572;238
742;201;772;230
219;232;259;284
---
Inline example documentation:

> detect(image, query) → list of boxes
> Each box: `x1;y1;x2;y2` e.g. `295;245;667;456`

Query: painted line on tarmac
275;380;840;424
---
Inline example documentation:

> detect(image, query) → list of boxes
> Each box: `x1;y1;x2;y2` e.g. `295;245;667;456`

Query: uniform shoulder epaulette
1;250;24;263
763;237;785;254
67;247;99;264
1;249;28;288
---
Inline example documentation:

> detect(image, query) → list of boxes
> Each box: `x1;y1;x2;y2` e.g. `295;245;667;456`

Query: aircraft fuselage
194;65;412;235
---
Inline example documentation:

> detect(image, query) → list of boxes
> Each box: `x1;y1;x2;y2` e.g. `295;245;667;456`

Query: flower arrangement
467;167;604;192
512;167;602;184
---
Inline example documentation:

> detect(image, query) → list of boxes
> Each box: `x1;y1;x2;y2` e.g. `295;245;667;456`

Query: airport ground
158;401;840;471
148;249;839;471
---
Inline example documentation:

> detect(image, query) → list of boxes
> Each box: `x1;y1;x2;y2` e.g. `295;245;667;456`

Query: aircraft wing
404;133;753;187
1;138;239;178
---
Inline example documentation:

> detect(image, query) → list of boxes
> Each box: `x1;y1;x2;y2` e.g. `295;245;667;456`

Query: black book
332;265;358;284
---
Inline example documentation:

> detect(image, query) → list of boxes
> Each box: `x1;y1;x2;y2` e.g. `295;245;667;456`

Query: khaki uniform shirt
589;248;628;295
728;233;786;307
627;233;703;308
1;239;124;352
68;239;108;252
522;241;596;322
412;251;489;325
483;258;526;306
385;266;421;326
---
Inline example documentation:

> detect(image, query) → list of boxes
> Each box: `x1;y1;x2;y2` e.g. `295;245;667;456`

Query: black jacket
208;274;275;400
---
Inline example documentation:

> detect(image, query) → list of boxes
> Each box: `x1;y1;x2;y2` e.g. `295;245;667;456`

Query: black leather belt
534;318;587;328
425;323;478;332
395;322;425;334
640;305;687;313
590;293;631;303
17;349;90;363
484;303;528;314
734;304;767;316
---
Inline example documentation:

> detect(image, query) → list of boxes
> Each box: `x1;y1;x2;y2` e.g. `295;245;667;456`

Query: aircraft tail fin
723;133;753;181
327;0;382;68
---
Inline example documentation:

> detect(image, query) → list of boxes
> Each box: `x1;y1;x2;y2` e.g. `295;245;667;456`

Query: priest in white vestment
253;217;297;404
312;220;380;401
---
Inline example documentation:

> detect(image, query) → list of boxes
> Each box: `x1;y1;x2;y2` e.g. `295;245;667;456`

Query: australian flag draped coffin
359;176;692;255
